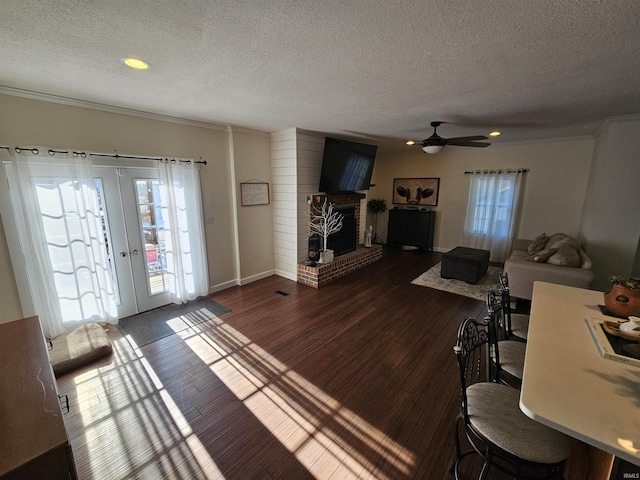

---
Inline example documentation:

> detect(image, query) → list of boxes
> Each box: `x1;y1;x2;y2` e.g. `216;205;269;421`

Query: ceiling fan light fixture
121;57;151;70
422;145;444;154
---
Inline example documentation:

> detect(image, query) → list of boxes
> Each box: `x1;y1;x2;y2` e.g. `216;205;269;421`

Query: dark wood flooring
57;247;505;479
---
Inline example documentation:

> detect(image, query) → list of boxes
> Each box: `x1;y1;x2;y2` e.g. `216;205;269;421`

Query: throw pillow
527;233;549;255
545;233;568;250
529;248;557;263
547;243;581;267
550;235;579;250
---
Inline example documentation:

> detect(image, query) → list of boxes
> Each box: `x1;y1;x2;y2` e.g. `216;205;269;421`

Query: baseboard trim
239;269;275;286
209;269;284;292
275;269;297;281
209;279;238;294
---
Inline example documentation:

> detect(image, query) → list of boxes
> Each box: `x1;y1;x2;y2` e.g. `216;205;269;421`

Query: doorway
97;165;171;318
1;149;209;336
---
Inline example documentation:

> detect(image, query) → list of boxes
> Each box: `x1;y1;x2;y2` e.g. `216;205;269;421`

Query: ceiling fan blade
445;135;488;142
446;141;491;147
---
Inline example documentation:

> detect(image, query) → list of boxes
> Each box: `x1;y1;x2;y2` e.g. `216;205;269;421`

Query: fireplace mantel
312;193;366;205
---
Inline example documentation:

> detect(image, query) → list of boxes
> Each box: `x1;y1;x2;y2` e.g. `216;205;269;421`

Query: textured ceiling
1;0;640;149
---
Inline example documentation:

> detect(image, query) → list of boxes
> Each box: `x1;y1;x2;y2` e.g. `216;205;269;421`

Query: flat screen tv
318;137;377;193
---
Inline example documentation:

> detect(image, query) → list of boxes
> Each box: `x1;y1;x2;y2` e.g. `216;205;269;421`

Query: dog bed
49;322;113;376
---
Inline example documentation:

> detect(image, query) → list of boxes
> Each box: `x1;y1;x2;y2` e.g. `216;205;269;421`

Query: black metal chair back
498;272;515;337
454;317;490;421
486;289;525;387
499;271;529;342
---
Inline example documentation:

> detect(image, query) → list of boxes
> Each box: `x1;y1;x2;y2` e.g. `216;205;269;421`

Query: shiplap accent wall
270;129;324;280
295;131;324;260
271;129;298;280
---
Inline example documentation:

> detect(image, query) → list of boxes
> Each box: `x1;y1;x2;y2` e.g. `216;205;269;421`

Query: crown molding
595;113;640;138
0;85;230;131
228;125;270;137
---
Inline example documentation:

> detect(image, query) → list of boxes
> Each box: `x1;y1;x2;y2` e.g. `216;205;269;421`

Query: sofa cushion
547;243;581;267
527;233;549;255
529;248;557;263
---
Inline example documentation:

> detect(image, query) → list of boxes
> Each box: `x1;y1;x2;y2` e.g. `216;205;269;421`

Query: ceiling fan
418;121;491;154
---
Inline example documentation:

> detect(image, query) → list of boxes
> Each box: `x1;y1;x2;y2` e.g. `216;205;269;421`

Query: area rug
411;262;502;301
117;296;230;347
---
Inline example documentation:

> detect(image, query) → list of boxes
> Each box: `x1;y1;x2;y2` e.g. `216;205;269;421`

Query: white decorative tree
309;199;343;263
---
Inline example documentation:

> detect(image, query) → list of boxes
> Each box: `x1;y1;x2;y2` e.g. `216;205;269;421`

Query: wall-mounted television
318;137;377;194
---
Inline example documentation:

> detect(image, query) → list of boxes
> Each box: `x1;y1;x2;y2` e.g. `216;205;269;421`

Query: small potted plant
367;198;387;243
604;275;640;318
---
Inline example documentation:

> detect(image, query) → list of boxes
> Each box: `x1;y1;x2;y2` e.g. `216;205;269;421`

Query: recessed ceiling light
489;131;501;137
121;57;150;70
406;140;415;145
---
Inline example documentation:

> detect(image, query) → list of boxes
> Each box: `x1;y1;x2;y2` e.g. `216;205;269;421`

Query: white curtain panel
6;148;118;337
463;170;523;263
157;158;209;304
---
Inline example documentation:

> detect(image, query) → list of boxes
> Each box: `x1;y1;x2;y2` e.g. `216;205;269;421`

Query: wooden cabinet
387;209;435;250
0;316;77;479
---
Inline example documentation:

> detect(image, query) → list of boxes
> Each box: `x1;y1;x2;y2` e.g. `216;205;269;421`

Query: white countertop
520;282;640;466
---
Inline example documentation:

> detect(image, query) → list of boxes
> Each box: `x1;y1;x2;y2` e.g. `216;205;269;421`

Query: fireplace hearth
298;244;382;288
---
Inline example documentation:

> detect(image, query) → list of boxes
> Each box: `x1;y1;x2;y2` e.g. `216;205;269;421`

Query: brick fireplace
297;193;382;288
327;205;356;256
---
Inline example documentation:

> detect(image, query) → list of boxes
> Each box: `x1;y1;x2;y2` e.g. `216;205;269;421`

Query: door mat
117;296;230;347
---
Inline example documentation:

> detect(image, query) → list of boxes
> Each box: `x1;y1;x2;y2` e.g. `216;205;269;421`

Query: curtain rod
464;169;528;174
1;146;207;165
92;152;207;165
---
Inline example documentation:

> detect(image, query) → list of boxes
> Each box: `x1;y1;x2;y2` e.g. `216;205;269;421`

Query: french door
1;149;208;335
97;165;171;318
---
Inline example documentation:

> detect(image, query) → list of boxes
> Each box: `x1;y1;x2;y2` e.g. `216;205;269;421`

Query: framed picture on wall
240;182;270;206
392;177;440;206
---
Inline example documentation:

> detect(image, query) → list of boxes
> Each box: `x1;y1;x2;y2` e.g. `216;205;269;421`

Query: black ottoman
441;246;490;284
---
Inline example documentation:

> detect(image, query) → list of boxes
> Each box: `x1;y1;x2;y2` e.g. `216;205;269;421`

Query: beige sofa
503;235;595;300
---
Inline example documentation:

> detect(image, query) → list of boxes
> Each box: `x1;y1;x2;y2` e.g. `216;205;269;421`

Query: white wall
230;128;275;285
0;215;22;321
372;137;595;252
0;93;273;323
580;116;640;291
632;235;640;278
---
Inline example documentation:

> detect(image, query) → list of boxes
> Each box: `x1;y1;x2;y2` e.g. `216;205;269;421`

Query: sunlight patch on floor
71;336;221;478
185;318;416;479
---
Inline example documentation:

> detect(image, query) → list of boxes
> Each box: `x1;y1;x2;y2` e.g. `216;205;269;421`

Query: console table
387;208;435;250
0;316;77;479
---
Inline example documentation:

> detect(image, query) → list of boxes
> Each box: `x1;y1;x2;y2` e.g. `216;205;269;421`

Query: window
464;170;525;262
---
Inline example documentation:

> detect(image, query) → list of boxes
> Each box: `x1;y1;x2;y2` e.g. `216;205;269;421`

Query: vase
603;284;640;318
364;226;372;248
318;249;334;264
